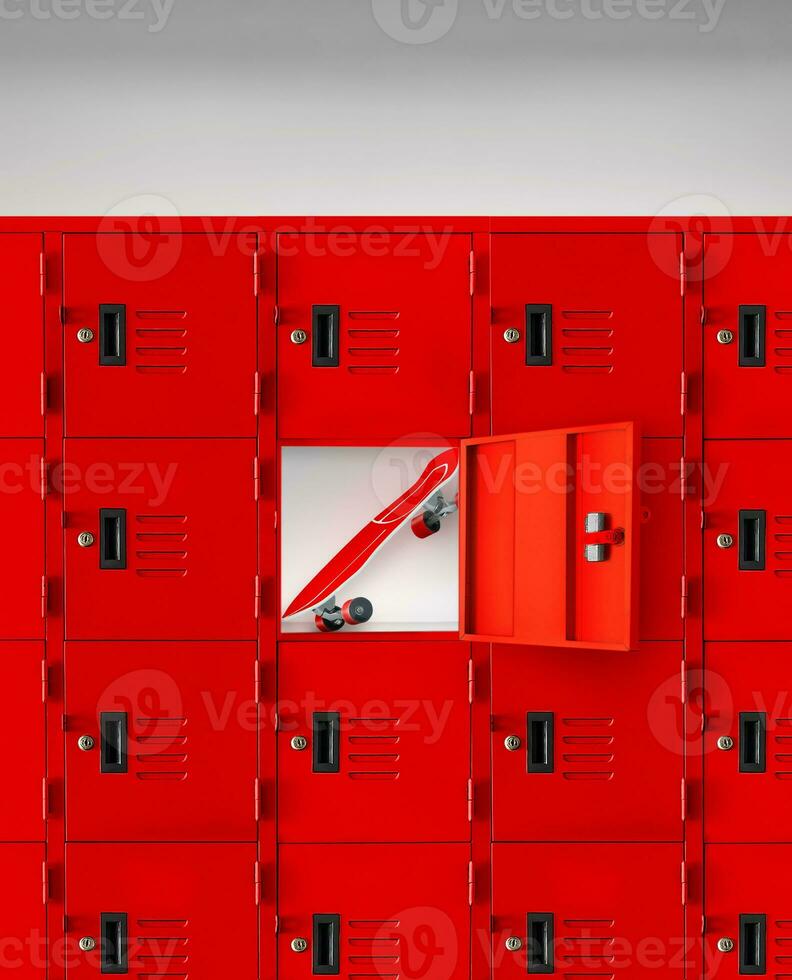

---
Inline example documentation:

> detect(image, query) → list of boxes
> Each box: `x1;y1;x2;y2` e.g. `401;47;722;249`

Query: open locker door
460;421;639;651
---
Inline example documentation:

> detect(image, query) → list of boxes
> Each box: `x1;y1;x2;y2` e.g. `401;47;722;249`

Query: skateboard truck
583;511;625;563
313;595;374;633
410;490;459;539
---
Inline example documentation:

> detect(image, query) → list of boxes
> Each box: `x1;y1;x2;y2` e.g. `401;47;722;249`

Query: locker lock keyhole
505;937;523;951
716;533;734;550
290;736;308;751
79;937;96;952
291;938;308;953
717;735;734;751
77;735;95;752
717;937;735;953
77;531;95;548
77;328;94;343
290;329;308;345
504;735;522;751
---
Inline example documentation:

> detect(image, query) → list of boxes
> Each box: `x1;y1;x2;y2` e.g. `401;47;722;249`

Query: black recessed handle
99;304;127;366
100;912;128;974
739;712;766;774
739;306;766;367
527;712;554;773
739;510;766;571
525;304;552;366
739;913;766;974
99;509;127;570
312;914;340;975
312;712;340;773
100;712;128;774
312;305;340;367
527;913;554;974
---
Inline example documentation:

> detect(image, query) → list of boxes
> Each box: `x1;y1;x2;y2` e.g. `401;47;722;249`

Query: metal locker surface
278;843;471;979
491;233;684;437
0;843;47;978
277;232;473;439
0;439;44;639
0;234;44;436
278;640;471;843
65;642;257;842
63;233;258;437
64;439;257;640
704;439;792;640
492;843;685;978
66;843;258;980
492;642;683;842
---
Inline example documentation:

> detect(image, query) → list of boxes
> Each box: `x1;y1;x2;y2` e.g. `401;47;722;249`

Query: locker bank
0;215;785;978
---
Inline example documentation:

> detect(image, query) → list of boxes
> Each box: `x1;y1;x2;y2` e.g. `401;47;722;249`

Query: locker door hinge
41;576;48;619
468;371;476;415
467;659;474;704
40;373;48;416
40;252;47;296
254;576;262;619
42;862;50;905
273;510;278;530
274;914;280;935
467;861;475;907
273;305;280;326
680;662;687;705
681;859;687;906
679;252;686;296
254;660;262;704
680;372;688;417
254;778;262;822
253;251;261;297
41;660;48;703
40;457;48;499
42;778;49;821
469;249;476;296
467;779;474;822
254;860;262;906
680;575;688;620
700;305;707;326
253;372;262;417
253;457;261;501
680;778;687;823
679;455;690;500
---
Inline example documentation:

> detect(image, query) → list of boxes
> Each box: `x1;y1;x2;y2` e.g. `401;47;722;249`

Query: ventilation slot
561;717;615;781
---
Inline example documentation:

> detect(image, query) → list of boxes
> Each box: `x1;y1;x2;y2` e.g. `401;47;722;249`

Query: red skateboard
283;447;459;631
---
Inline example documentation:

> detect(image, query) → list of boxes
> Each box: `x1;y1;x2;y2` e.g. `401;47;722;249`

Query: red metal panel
63;233;257;437
0;438;44;639
278;640;471;843
0;843;47;978
492;642;683;842
703;233;792;437
66;843;258;980
64;439;257;640
491;233;684;437
460;422;639;650
277;232;473;439
278;843;470;979
704;439;792;640
492;843;685;977
65;642;257;842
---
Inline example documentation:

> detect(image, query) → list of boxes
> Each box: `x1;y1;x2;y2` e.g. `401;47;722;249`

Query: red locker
66;843;258;980
0;843;46;978
703;233;792;437
704;440;792;640
0;234;44;436
492;642;683;842
705;642;792;842
278;844;470;979
0;643;45;841
491;233;684;437
705;844;787;978
492;843;685;978
64;439;257;640
278;641;471;843
0;439;44;639
65;642;257;842
63;233;258;437
277;232;473;439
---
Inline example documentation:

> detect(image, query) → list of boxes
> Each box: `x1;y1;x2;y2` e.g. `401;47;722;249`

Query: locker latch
583;512;625;563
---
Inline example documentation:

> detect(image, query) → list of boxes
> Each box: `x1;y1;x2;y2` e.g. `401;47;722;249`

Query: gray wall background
0;0;788;216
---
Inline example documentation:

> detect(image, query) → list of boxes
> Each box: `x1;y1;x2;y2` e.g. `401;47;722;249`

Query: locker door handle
100;912;128;974
739;712;766;773
100;712;128;774
100;509;127;570
99;304;127;366
527;913;554;974
527;713;554;773
312;305;340;367
312;712;340;773
525;305;552;366
312;914;340;975
739;305;766;367
739;510;766;571
739;914;766;974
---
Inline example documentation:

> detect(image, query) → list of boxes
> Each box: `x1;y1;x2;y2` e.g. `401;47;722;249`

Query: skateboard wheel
342;597;373;625
315;607;344;632
411;511;441;538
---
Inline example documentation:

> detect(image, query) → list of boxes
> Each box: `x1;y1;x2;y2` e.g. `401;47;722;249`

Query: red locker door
704;440;792;640
704;233;792;437
0;843;46;978
0;439;44;639
65;642;257;842
278;641;471;843
279;844;470;979
706;844;788;978
63;233;257;437
460;422;639;650
491;233;683;437
0;235;44;436
705;642;792;842
67;843;257;980
64;439;257;640
0;644;45;841
492;642;683;842
493;843;685;978
277;232;473;439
